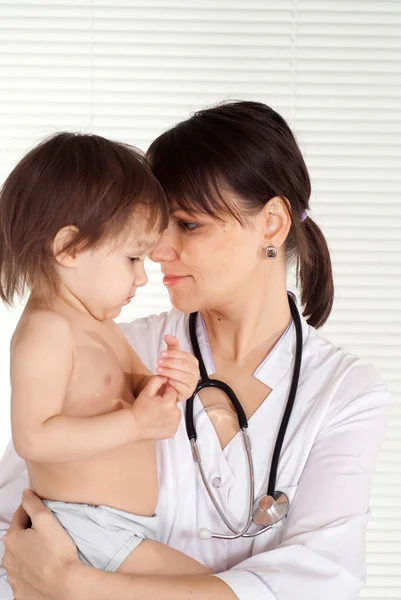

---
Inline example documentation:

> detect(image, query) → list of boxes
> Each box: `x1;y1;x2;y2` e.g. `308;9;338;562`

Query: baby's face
68;218;160;320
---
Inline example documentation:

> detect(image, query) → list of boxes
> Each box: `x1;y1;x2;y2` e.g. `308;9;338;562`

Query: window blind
0;1;400;597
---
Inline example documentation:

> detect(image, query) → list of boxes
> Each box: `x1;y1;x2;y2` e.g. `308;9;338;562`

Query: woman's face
149;205;269;314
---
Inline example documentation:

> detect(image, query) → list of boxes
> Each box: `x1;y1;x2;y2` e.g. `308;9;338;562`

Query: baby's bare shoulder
11;309;72;355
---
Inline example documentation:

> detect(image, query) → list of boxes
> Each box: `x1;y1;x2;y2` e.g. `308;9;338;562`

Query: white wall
0;1;400;597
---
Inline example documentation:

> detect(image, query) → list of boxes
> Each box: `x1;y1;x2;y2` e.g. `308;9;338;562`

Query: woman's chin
167;290;202;314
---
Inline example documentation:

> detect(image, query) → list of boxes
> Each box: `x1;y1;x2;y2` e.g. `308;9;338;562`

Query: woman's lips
163;274;190;286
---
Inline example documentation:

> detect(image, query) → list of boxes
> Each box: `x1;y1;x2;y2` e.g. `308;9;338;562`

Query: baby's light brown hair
0;132;169;306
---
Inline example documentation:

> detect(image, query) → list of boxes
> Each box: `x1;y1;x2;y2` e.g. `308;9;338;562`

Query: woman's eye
178;221;198;231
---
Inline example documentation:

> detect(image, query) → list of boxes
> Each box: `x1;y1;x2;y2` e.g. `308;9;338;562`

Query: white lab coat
0;303;392;600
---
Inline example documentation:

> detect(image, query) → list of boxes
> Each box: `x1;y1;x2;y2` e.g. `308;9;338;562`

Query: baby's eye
179;221;198;231
129;257;140;263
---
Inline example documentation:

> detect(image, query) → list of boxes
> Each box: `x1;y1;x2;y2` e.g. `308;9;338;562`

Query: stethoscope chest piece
252;491;289;527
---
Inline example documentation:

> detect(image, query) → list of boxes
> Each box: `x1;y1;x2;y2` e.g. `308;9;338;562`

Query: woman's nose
149;228;178;263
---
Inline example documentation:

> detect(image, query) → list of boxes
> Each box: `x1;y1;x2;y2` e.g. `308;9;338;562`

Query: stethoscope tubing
185;294;303;538
267;296;303;496
191;430;255;539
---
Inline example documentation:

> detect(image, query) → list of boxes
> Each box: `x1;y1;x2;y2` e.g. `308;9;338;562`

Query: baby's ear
52;225;80;267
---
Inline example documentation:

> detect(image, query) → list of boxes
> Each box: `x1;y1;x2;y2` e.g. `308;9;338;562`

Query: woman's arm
84;366;390;600
3;492;235;600
4;364;392;600
213;364;393;600
67;565;233;600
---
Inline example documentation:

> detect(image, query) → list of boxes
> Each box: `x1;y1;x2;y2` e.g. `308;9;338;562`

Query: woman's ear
261;196;292;250
52;225;79;267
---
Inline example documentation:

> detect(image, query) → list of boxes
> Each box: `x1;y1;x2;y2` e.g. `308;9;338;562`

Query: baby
0;133;210;575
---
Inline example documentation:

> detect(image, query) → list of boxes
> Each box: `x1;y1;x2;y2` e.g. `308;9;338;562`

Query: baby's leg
117;540;212;575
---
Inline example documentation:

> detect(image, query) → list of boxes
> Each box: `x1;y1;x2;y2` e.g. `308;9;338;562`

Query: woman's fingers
20;489;53;528
19;490;75;550
7;501;31;533
4;491;79;600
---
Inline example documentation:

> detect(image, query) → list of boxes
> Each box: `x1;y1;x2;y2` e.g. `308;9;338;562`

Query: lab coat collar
195;292;310;390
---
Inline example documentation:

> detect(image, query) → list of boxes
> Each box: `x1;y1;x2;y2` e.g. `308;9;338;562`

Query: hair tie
300;210;309;222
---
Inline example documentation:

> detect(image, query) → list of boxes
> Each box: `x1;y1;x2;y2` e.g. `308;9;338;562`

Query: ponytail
296;216;334;329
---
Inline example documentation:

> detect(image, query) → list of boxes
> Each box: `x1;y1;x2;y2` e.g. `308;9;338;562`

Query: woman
0;101;392;600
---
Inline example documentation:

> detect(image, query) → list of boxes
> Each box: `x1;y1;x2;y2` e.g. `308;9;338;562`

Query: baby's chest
63;328;133;417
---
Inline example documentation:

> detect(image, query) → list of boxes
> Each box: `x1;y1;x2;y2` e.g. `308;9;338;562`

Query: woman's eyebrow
170;208;199;218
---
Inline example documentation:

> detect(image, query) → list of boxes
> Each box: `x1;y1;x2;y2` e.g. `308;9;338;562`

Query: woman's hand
3;489;80;600
3;492;234;600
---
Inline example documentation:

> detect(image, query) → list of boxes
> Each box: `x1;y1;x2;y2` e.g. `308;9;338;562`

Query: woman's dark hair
0;132;169;306
147;100;334;328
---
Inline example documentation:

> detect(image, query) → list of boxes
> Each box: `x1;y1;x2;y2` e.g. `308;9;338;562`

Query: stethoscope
185;293;303;540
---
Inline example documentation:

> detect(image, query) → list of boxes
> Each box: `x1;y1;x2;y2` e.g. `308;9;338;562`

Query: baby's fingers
160;349;198;366
164;334;180;351
166;378;196;402
157;357;197;373
161;384;179;403
156;365;194;387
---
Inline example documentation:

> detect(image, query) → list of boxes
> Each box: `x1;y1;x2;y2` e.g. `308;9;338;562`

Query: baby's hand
131;376;181;440
156;335;200;402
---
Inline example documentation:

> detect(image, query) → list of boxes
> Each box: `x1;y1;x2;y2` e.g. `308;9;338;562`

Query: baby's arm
11;312;174;463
